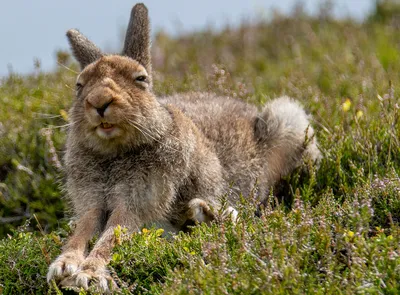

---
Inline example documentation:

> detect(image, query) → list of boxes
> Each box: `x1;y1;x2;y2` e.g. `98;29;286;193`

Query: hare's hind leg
255;96;320;185
187;198;215;224
187;198;238;225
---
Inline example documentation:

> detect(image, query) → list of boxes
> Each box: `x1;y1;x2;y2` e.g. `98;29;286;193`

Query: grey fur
48;3;321;293
66;29;103;70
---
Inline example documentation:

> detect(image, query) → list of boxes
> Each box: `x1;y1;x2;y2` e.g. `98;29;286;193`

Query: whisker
127;120;152;142
126;113;187;145
43;123;74;129
57;62;79;74
64;84;75;91
126;119;184;155
127;120;161;142
33;113;63;119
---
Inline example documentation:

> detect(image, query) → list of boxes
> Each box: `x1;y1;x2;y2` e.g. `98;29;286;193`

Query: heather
1;2;400;294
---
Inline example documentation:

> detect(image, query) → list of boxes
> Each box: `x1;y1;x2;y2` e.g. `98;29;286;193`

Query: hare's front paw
61;257;117;293
47;251;84;282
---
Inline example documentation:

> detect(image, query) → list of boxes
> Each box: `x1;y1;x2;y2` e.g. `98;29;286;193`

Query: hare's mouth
100;122;114;129
95;122;122;139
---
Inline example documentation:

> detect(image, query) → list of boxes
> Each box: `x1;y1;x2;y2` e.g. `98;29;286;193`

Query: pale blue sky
1;0;374;76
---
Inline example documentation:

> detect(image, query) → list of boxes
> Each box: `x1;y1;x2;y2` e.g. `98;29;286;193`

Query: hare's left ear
122;3;152;80
66;29;103;70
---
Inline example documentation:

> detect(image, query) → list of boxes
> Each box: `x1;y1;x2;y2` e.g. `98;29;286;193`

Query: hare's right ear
122;3;152;79
66;29;103;70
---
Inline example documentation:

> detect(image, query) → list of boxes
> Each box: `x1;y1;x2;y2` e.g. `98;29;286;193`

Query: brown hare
47;3;320;293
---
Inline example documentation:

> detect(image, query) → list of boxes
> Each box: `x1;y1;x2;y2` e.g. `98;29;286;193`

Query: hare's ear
122;3;152;78
66;29;103;70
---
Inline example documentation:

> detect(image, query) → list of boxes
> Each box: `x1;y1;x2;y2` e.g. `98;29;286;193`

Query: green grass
1;3;400;294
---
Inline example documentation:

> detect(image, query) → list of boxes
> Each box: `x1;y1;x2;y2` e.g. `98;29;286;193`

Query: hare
47;3;320;293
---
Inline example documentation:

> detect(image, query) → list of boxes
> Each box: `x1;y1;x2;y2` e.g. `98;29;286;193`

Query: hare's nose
94;101;113;117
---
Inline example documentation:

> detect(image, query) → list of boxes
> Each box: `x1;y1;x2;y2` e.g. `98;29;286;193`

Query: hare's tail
254;96;320;183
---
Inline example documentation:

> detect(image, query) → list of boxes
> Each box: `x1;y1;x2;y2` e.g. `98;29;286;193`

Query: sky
1;0;374;77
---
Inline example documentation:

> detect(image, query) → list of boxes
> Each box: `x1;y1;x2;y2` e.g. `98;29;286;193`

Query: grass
1;2;400;294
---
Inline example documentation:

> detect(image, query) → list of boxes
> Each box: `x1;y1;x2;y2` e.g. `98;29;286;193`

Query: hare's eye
135;75;147;82
76;82;83;90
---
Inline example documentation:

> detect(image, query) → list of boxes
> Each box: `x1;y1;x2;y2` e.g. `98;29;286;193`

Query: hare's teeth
101;122;113;129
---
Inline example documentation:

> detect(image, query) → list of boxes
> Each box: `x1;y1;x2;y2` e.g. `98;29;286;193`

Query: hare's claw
47;251;84;282
60;258;118;293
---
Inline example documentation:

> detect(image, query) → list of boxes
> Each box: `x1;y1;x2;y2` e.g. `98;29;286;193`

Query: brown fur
47;3;320;293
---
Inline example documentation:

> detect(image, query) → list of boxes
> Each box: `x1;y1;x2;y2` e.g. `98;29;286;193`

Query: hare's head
66;4;166;154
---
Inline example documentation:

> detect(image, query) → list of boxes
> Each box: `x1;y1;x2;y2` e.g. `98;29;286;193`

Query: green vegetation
1;2;400;294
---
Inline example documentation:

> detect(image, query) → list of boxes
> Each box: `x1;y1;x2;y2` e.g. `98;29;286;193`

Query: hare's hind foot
221;206;238;222
187;198;215;224
187;198;238;224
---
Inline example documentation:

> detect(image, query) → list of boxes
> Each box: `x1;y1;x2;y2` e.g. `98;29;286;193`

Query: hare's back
160;92;258;144
160;92;263;196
